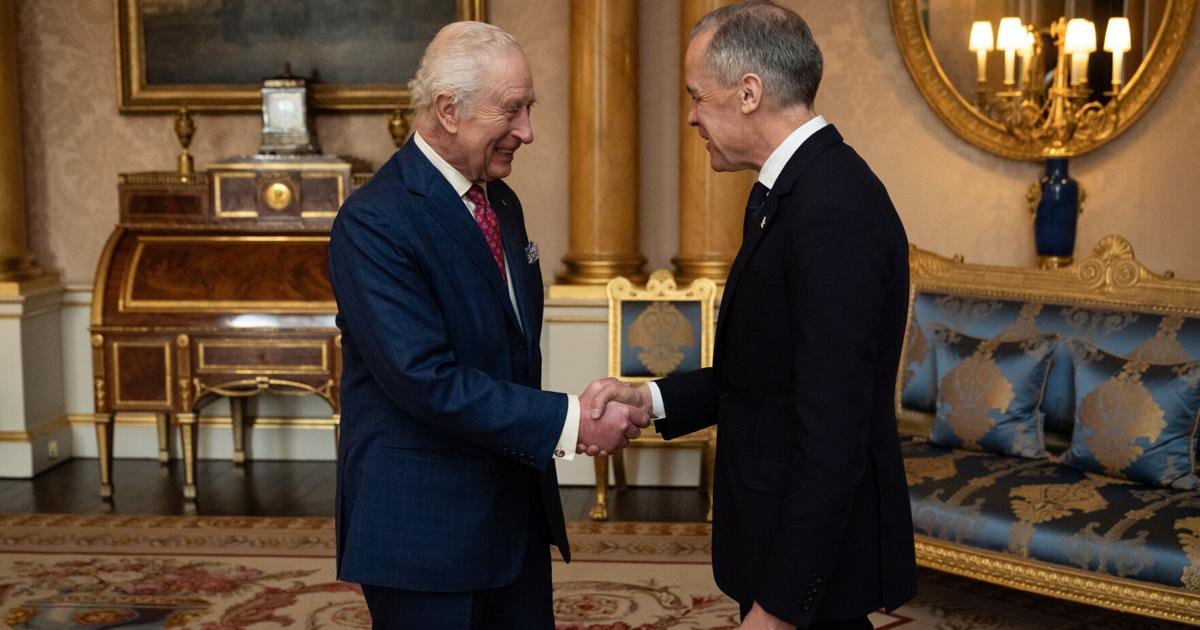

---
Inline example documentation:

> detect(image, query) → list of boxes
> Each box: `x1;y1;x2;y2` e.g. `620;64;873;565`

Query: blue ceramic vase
1033;158;1079;260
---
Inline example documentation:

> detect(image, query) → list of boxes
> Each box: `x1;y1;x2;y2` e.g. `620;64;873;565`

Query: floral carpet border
0;515;712;562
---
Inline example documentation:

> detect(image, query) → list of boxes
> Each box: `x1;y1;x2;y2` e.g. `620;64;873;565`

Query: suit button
802;605;811;611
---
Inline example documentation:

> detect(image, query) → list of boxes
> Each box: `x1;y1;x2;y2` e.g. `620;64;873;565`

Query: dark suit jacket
656;125;917;626
329;138;569;593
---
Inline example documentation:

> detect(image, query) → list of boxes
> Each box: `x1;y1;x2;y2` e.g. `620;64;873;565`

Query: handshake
574;378;653;456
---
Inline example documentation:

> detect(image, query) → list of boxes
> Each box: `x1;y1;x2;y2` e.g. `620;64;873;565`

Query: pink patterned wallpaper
14;0;1200;285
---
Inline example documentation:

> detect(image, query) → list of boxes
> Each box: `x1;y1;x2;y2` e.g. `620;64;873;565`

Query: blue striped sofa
897;235;1200;624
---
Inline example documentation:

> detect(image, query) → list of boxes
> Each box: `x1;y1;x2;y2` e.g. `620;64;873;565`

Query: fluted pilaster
556;0;645;288
0;0;48;289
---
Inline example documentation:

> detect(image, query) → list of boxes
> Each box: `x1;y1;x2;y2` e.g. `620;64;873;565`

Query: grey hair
409;21;524;124
690;0;823;109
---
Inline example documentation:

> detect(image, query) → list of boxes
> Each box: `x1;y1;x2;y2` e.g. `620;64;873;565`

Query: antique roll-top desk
91;156;360;501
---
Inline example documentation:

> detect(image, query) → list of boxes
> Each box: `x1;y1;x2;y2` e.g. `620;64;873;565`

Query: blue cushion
1059;341;1200;489
900;320;936;412
928;326;1057;459
900;291;1200;439
903;438;1200;591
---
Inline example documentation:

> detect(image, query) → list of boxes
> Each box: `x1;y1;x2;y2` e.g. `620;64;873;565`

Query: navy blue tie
744;182;770;233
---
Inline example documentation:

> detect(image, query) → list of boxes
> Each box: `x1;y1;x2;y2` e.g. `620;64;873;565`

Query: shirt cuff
647;382;666;419
555;395;580;461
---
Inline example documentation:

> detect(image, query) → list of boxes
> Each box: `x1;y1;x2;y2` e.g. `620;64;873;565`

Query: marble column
674;0;756;285
556;0;645;289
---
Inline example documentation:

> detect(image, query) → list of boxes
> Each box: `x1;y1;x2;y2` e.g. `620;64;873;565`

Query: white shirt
413;132;579;460
646;116;829;420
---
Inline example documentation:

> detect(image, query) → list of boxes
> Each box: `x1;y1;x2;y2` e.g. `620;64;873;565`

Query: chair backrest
607;270;716;381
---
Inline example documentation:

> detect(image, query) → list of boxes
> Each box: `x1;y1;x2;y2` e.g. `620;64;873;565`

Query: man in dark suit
329;22;648;629
581;2;917;628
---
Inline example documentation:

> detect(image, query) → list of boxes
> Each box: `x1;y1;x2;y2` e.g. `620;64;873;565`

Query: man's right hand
580;377;652;422
575;378;654;456
575;399;648;456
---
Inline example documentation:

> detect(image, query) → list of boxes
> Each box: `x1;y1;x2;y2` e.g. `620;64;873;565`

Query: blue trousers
360;532;554;630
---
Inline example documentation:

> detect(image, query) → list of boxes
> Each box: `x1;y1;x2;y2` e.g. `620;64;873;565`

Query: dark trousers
738;601;872;630
360;538;552;630
362;488;555;630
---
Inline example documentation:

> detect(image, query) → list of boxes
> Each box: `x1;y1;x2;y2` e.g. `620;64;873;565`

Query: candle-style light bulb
1104;17;1132;89
996;17;1025;86
969;20;995;83
1064;18;1097;86
1018;29;1036;88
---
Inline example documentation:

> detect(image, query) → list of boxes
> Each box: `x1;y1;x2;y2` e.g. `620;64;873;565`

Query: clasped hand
575;378;653;456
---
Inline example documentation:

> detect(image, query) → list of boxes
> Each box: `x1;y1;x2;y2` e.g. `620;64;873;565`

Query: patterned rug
0;515;1184;629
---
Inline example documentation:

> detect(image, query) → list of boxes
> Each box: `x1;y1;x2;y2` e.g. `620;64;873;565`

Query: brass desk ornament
174;106;195;177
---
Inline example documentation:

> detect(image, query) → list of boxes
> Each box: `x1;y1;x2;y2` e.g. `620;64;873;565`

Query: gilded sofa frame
897;235;1200;625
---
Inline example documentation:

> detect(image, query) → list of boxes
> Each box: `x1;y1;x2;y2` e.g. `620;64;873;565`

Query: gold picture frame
115;0;486;113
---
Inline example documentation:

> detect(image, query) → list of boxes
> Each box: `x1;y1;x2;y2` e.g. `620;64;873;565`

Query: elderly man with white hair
328;21;649;629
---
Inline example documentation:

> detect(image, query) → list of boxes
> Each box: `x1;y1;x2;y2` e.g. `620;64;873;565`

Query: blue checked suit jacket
329;138;570;592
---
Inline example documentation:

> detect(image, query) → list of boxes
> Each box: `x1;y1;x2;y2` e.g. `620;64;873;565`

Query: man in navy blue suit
582;2;917;629
329;22;649;629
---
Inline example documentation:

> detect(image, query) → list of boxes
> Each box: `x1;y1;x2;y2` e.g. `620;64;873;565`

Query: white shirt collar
758;115;827;190
413;130;474;199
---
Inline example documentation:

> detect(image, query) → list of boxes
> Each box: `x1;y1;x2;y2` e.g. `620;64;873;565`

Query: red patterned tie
466;185;507;283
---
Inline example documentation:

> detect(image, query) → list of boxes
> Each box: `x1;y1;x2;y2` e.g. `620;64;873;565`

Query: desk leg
178;412;198;501
95;413;115;499
332;413;340;453
230;397;247;466
590;455;610;521
155;413;171;464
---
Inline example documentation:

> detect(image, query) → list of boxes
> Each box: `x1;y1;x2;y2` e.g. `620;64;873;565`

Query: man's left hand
740;602;795;630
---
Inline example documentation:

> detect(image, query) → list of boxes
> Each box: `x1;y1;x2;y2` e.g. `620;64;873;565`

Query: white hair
409;21;524;124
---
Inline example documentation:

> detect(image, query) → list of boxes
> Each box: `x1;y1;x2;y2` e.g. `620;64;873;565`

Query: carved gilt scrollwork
909;235;1200;312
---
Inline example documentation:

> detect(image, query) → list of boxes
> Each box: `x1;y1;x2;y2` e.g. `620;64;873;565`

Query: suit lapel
490;183;531;340
715;125;845;348
397;141;523;334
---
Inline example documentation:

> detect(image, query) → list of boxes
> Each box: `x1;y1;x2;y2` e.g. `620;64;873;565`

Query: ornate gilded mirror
891;0;1195;160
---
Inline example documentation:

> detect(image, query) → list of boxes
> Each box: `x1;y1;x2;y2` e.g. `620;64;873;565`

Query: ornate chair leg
95;412;115;499
178;412;199;501
155;413;171;464
590;455;610;521
230;397;247;466
332;413;340;453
